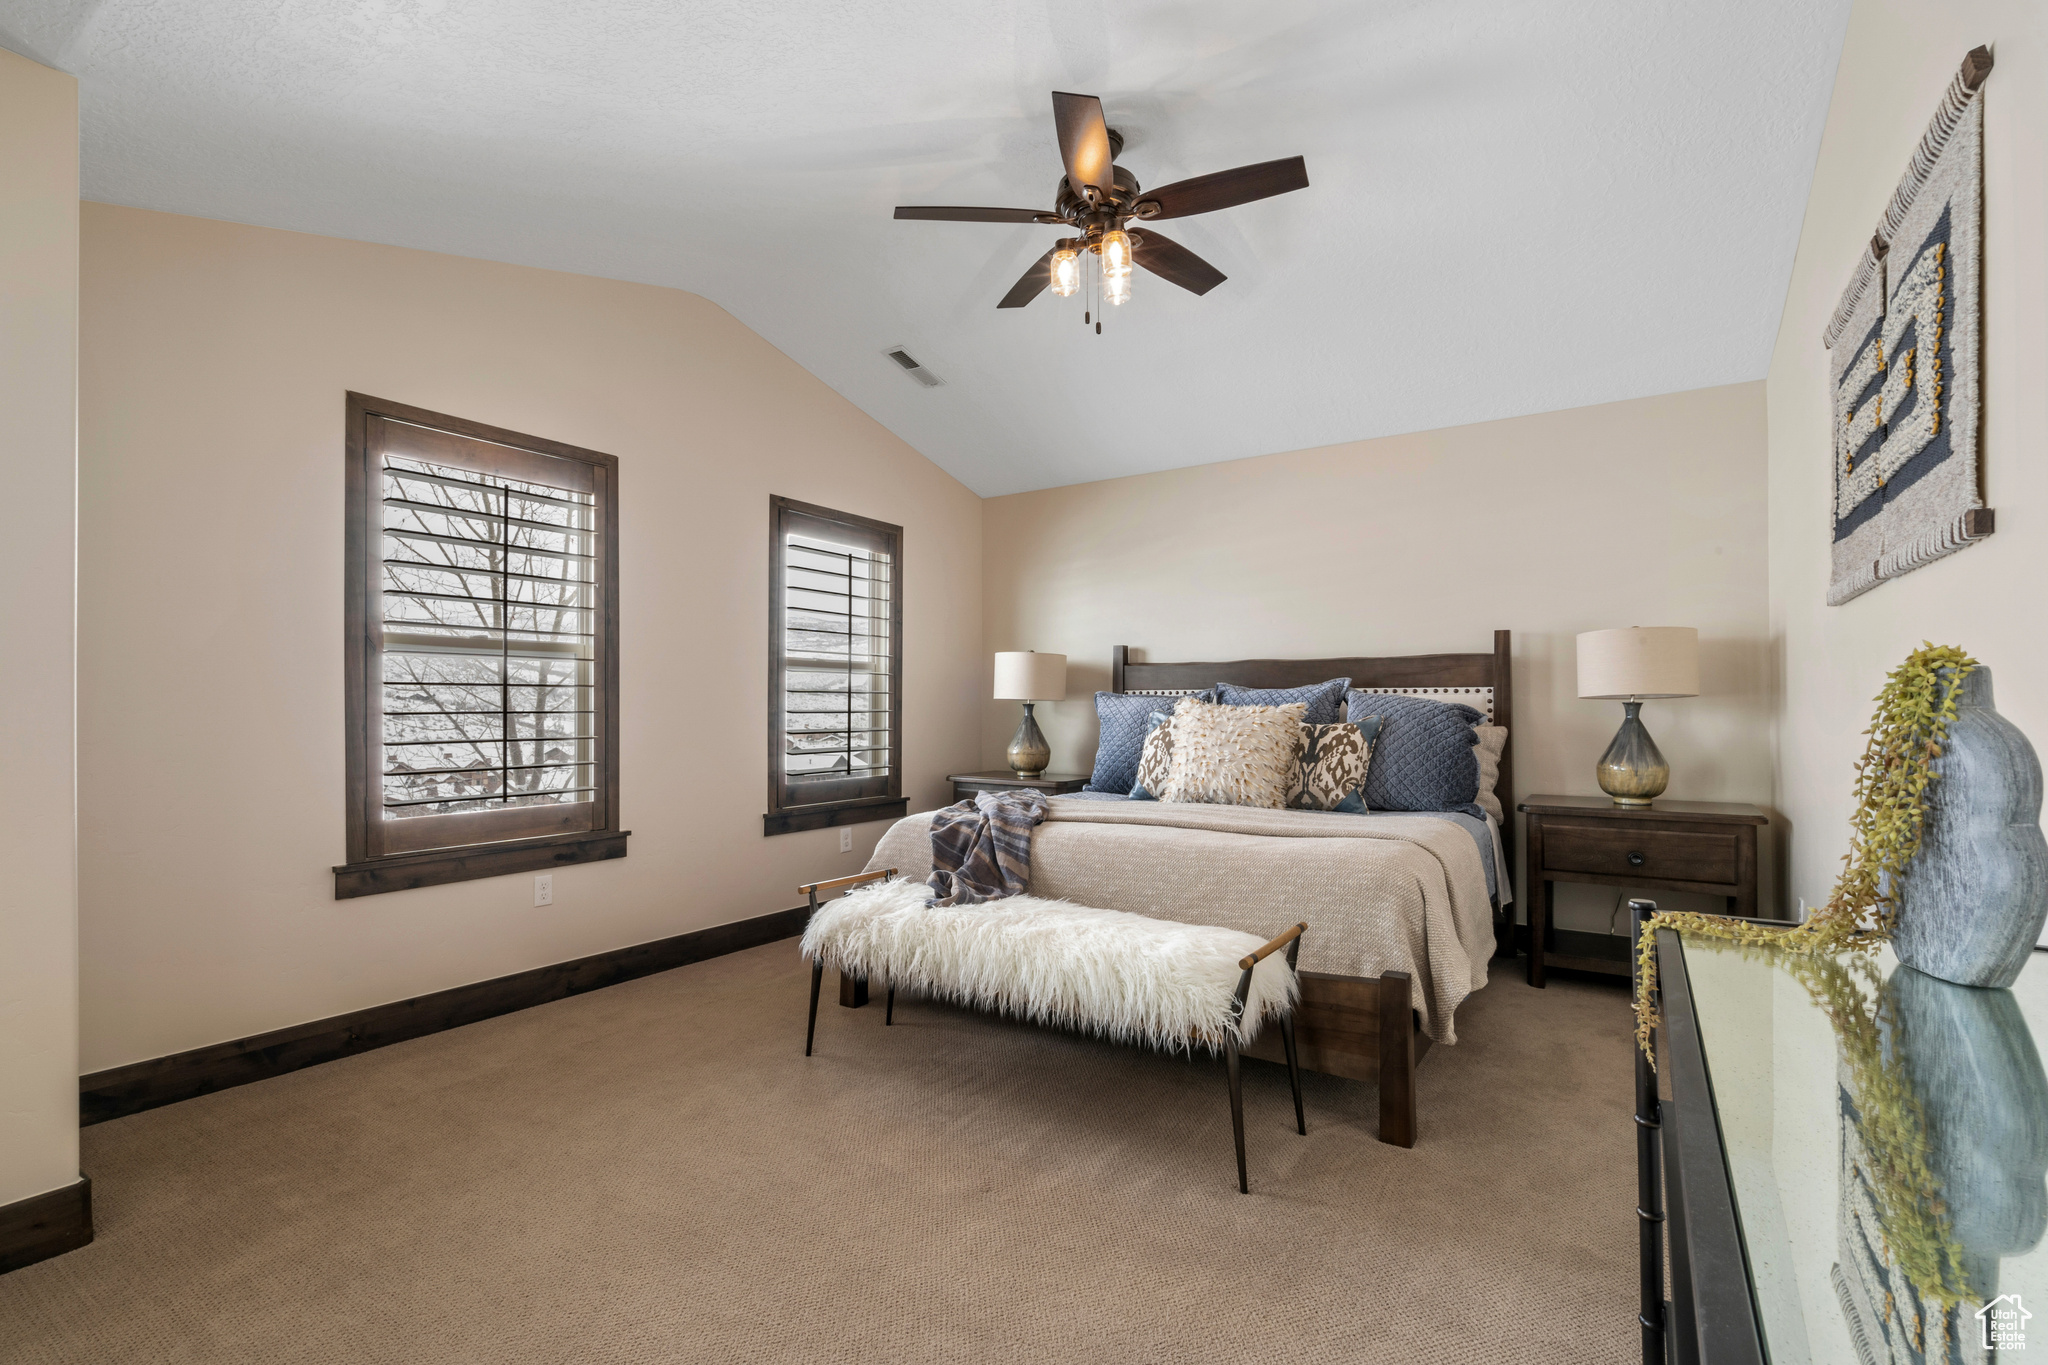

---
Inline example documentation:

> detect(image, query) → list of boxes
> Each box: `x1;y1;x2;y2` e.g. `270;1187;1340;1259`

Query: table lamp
1576;627;1699;805
994;651;1067;777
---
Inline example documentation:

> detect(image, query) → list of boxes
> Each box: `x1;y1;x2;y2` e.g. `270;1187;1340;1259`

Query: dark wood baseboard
0;1176;92;1276
80;906;811;1126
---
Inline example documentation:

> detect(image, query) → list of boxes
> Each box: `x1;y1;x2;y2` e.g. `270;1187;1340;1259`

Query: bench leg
885;984;895;1025
805;961;824;1057
1279;1014;1306;1136
1225;1038;1248;1194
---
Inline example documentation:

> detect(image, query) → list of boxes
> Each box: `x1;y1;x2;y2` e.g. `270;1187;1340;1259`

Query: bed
856;631;1515;1148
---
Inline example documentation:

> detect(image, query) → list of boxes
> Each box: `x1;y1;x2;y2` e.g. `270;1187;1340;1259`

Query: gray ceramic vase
1892;667;2048;988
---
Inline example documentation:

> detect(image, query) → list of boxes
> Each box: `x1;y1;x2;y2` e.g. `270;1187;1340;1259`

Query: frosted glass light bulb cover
1099;229;1132;305
1100;229;1131;274
1050;248;1079;297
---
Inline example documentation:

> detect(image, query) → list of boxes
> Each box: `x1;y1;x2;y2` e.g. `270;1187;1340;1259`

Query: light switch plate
534;873;554;907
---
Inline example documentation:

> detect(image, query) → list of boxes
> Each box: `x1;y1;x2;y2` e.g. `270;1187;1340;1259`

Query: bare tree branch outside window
380;456;597;819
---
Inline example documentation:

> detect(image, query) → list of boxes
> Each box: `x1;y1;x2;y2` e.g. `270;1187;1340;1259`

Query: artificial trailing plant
1629;643;1979;1314
1631;642;1978;1061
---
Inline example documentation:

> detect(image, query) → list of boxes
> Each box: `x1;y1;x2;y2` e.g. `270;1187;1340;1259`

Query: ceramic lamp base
1597;700;1669;806
1007;702;1051;778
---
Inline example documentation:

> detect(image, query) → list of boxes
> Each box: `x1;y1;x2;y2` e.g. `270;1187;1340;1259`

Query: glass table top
1682;934;2048;1364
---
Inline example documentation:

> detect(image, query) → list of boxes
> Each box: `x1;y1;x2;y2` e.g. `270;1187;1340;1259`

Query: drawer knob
1627;851;1646;868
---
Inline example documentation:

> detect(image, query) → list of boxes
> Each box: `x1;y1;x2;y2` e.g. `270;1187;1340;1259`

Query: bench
798;868;1309;1194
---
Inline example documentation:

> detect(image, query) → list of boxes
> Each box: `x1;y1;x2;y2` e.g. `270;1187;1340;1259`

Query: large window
337;394;625;897
765;497;904;835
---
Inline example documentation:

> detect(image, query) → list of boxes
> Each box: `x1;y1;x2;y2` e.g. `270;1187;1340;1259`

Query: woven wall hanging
1823;47;1997;606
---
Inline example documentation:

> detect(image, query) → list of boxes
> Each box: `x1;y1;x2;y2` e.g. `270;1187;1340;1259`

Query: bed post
1492;628;1515;959
1377;971;1418;1148
1111;645;1128;695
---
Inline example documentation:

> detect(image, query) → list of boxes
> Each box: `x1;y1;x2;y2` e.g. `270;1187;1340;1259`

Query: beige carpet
1;941;1636;1364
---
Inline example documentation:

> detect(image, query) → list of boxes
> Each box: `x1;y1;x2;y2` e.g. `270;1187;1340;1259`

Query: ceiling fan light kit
893;91;1309;329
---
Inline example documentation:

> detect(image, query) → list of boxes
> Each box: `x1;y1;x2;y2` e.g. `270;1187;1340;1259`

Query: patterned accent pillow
1288;717;1381;813
1127;711;1176;801
1347;691;1484;813
1216;677;1351;726
1161;698;1307;810
1473;724;1509;823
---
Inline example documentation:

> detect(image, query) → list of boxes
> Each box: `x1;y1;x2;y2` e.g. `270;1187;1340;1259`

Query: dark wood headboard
1111;630;1515;867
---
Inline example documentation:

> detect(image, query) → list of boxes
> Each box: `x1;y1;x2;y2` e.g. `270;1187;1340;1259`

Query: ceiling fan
894;92;1309;325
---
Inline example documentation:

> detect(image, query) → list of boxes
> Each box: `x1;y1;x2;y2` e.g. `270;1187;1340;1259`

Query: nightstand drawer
1541;821;1739;886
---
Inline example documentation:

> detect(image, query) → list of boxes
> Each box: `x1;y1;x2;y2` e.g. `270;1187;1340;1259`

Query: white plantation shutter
770;499;903;818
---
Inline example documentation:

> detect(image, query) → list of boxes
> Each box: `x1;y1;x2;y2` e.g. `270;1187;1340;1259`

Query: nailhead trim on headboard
1367;687;1495;723
1127;685;1496;723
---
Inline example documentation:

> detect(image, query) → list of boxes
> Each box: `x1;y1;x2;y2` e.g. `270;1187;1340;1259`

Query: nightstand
1517;794;1768;987
948;770;1089;802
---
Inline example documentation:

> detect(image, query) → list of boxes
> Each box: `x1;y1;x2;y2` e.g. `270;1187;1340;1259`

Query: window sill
763;797;907;837
334;829;629;899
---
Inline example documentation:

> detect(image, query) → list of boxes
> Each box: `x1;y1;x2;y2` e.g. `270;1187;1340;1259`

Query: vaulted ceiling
4;1;1851;495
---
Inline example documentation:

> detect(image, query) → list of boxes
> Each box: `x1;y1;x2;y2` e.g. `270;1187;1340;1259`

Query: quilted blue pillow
1216;677;1351;725
1347;691;1483;814
1085;692;1211;794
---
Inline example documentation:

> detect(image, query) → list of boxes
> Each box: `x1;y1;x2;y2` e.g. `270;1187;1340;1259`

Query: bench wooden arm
1239;922;1308;971
798;868;897;899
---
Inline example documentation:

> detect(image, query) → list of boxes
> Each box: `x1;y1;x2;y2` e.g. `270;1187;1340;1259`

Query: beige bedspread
863;797;1494;1042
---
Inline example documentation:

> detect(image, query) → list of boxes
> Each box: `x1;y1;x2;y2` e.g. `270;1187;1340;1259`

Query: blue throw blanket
926;789;1050;905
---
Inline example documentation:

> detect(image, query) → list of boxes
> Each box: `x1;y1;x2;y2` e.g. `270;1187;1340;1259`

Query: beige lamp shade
993;651;1067;701
1577;628;1699;700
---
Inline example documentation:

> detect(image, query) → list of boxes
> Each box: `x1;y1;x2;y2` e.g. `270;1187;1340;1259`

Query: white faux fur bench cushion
800;878;1299;1053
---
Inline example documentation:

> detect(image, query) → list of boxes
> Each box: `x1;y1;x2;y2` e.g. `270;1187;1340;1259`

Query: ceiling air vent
884;347;944;388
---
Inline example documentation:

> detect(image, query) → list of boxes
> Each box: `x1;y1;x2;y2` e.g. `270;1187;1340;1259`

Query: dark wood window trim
337;393;624;897
765;496;904;837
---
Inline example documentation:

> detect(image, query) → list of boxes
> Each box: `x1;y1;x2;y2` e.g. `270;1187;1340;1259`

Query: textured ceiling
4;1;1850;496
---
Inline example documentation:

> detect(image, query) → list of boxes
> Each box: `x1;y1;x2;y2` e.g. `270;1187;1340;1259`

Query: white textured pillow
1161;698;1308;810
1473;724;1509;823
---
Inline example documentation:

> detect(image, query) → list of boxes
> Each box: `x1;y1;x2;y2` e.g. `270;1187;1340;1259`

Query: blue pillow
1216;677;1351;725
1085;693;1182;794
1346;691;1483;814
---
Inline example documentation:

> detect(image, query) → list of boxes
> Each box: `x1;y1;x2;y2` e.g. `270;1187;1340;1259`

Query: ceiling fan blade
894;206;1058;223
1132;230;1226;296
997;248;1058;309
1135;156;1309;221
1051;92;1115;199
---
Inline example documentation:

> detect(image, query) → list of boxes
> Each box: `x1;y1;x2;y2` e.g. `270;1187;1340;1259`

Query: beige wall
980;382;1775;928
78;205;982;1073
1767;2;2048;913
0;50;80;1206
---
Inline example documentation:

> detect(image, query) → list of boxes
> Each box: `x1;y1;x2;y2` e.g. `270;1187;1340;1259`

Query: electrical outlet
839;826;853;854
533;873;554;907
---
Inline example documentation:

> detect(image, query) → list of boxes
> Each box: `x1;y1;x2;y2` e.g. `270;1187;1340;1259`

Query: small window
336;394;625;897
765;496;905;835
